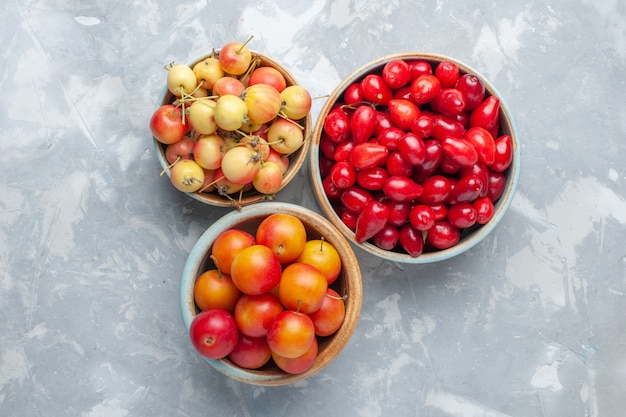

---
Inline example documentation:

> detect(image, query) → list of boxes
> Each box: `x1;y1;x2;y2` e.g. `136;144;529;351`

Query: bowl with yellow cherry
150;37;313;209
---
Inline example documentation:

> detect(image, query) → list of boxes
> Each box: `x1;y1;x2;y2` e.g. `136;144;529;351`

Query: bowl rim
153;51;312;209
309;52;521;264
180;202;363;385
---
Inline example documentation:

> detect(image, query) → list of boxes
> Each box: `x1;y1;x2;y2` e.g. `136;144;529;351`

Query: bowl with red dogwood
150;38;312;209
310;53;520;263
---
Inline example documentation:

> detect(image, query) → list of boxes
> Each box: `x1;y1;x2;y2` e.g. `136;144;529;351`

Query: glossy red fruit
418;175;452;205
426;220;461;250
410;74;441;105
430;203;449;221
433;88;465;117
349;142;389;170
447;202;478;228
378;127;405;151
469;95;500;132
408;60;433;81
372;225;400;250
455;74;485;111
411;113;435;139
341;208;358;231
386;151;414;177
439;152;461;175
361;74;393;105
394;86;412;100
383;176;423;202
324;108;351;143
431;114;465;141
322;175;342;200
388;98;420;131
318;155;334;178
459;162;490;197
387;201;411;227
355;201;390;243
399;224;424;257
333;140;354;162
357;166;388;191
343;83;363;105
319;134;337;161
397;133;427;166
409;204;436;231
473;196;495;224
350;105;377;144
340;186;374;214
413;139;443;182
329;161;357;189
487;170;507;202
382;59;411;89
464;127;496;165
455;111;470;128
491;134;514;172
435;61;460;87
447;174;484;204
441;137;479;167
374;111;394;137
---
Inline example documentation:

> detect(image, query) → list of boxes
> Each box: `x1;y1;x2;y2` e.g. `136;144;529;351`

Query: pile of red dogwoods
318;58;514;257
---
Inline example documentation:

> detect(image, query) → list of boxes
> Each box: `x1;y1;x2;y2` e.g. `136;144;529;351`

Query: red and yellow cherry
272;337;318;374
193;269;242;313
278;262;328;314
150;104;189;145
255;213;307;264
295;239;342;285
210;229;255;275
218;40;253;76
308;288;346;337
230;244;282;295
228;334;272;370
189;309;239;360
233;293;284;337
266;310;316;359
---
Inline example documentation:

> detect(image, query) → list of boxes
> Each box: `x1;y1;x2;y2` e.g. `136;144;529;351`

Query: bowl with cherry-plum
151;38;312;209
310;53;520;263
180;202;362;385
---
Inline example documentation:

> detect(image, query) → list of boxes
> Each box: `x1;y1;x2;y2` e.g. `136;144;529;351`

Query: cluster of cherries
190;214;346;375
318;58;514;256
150;37;312;207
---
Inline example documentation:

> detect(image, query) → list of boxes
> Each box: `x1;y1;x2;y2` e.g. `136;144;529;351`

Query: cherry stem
159;156;181;176
240;55;261;84
327;293;347;301
198;174;226;193
239;35;254;53
341;101;376;111
178;86;188;124
277;112;305;129
209;255;223;278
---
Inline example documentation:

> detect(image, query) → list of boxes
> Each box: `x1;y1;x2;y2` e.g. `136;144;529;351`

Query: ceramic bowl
154;52;311;208
310;52;520;263
180;202;362;385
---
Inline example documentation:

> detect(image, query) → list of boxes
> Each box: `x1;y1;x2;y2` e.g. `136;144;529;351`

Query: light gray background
2;1;625;416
